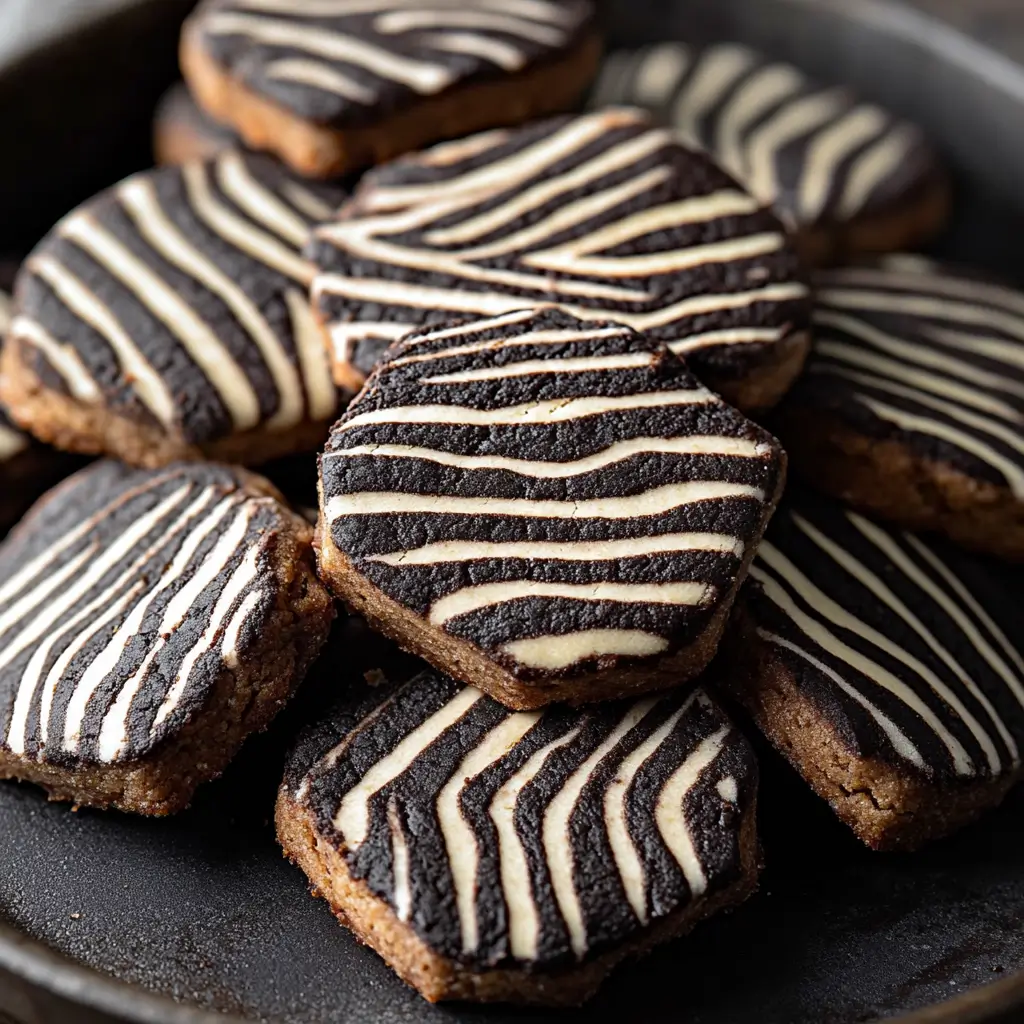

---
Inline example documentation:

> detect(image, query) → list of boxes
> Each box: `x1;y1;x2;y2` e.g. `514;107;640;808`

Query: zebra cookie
317;308;787;710
2;150;347;469
180;0;601;179
277;664;758;1005
310;107;811;413
723;491;1024;851
154;82;238;166
774;256;1024;562
0;460;334;815
591;43;949;266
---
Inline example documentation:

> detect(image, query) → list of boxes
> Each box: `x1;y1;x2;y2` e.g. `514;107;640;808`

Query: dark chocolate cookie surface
5;150;347;466
280;663;757;999
187;0;596;128
774;255;1024;559
310;107;810;410
318;307;785;706
591;44;947;261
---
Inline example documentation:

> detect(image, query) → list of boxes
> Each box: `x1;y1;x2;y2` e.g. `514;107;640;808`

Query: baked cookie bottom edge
274;788;759;1006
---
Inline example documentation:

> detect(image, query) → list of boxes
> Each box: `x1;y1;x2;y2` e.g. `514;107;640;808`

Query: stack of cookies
0;2;1022;1009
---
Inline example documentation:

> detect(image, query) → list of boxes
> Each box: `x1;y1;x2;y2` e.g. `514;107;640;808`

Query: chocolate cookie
154;82;238;166
310;107;811;412
180;0;602;179
723;491;1024;851
0;460;334;815
317;307;786;710
591;43;949;265
277;663;758;1005
774;255;1024;562
2;150;348;468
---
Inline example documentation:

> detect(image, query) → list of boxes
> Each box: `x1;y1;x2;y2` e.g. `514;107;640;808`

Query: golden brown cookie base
794;175;952;268
275;788;758;1005
0;342;334;469
721;609;1020;851
706;328;811;415
153;115;233;167
0;472;335;816
180;24;603;178
314;465;783;710
774;406;1024;562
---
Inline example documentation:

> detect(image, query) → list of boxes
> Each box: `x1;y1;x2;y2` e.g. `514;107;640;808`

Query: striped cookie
774;255;1024;562
724;491;1024;850
310;107;811;412
180;0;602;178
0;460;334;815
277;664;758;1005
2;150;347;469
154;82;238;166
591;43;949;265
317;307;786;709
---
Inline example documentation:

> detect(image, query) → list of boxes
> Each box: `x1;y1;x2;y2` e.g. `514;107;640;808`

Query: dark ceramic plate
2;1;1024;1022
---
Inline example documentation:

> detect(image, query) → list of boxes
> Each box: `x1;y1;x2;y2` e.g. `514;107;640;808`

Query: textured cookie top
0;461;303;766
321;307;785;680
788;255;1024;495
744;493;1024;783
12;151;346;448
309;107;809;390
0;291;30;461
591;43;941;230
285;666;755;969
189;0;596;127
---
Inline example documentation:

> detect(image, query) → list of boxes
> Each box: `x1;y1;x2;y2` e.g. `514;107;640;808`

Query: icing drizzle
0;461;290;765
790;255;1024;495
309;107;808;395
320;308;784;681
591;43;939;229
745;493;1024;781
193;0;595;126
12;151;346;448
286;667;754;967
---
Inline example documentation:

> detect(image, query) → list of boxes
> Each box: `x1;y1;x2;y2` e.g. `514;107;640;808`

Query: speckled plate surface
3;2;1024;1022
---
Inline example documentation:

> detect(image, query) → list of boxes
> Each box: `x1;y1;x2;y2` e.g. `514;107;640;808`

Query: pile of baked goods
1;0;1022;1008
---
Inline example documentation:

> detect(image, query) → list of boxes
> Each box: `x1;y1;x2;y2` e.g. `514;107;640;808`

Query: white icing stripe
655;723;731;898
118;176;305;430
264;56;377;103
337;389;716;431
501;629;669;670
671;44;756;135
216;150;312;248
835;125;917;219
850;515;1024;725
854;394;1024;499
793;513;1009;772
420;352;654;383
401;309;535;344
388;798;412;923
330;435;768;478
717;776;738;802
329;481;762;523
222;590;264;667
334;687;483;846
202;12;454;94
0;425;28;461
604;693;698;923
420;31;526;71
668;327;782;354
543;700;656;957
280;181;337;222
924;325;1024;372
150;524;266;732
27;256;172;420
631;43;689;104
436;710;540;953
905;535;1024;680
286;288;337;421
759;628;928;771
429;580;711;627
183;162;315;285
9;316;101;403
389;326;627;365
60;213;261;431
489;725;581;961
229;0;577;22
365;532;743;566
376;9;562;46
752;550;975;775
